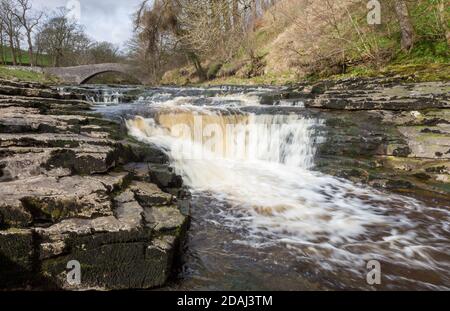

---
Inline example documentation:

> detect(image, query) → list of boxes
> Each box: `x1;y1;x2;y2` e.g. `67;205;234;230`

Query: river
61;84;450;290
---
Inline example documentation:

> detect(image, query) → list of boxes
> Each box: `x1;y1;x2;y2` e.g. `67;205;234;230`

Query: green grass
330;62;449;83
333;38;450;83
392;41;450;65
200;71;298;86
0;66;59;83
0;45;51;66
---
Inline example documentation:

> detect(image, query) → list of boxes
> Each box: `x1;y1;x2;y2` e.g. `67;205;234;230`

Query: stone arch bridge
43;63;142;84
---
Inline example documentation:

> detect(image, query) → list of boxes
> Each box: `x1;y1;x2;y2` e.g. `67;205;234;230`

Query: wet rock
0;95;92;113
0;107;87;134
130;181;173;207
398;127;450;159
336;168;369;183
36;196;182;290
426;166;448;174
0;133;113;149
114;196;144;228
413;172;432;181
0;176;116;225
311;80;450;199
0;173;131;227
392;146;412;157
43;147;118;175
144;206;187;232
148;163;183;190
0;229;34;287
123;141;169;164
0;199;33;228
0;148;72;181
123;162;151;180
385;179;414;190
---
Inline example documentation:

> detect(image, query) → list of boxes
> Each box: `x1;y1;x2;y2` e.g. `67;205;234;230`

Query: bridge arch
79;69;141;84
43;63;143;85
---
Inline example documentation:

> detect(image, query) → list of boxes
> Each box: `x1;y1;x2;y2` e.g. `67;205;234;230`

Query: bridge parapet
43;63;141;84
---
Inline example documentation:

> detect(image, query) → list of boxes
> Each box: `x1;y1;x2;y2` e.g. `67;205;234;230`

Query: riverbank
162;62;450;87
0;79;189;290
0;66;58;84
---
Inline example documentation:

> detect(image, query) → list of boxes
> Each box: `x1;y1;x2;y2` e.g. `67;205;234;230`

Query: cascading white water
124;91;450;289
91;89;122;104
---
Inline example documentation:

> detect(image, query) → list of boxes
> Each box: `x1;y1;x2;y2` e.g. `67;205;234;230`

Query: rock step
0;81;189;290
0;95;92;112
0;133;114;148
0;173;129;228
0;177;187;290
306;97;449;110
0;107;90;134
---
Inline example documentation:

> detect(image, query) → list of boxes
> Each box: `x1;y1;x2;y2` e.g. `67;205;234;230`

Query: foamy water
120;88;450;289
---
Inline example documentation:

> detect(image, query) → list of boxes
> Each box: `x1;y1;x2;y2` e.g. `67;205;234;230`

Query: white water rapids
116;90;449;289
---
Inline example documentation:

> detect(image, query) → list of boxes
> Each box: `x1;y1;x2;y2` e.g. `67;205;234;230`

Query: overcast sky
33;0;144;46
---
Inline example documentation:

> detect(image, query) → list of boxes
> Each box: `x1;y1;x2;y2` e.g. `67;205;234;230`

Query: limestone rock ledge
0;79;189;290
301;78;449;201
261;77;449;201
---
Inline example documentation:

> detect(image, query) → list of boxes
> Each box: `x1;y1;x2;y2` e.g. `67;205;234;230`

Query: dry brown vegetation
131;0;449;84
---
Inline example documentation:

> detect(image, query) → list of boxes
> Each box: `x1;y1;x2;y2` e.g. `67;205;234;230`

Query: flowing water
75;85;449;290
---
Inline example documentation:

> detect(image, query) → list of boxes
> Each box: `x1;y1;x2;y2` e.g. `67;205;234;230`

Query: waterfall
126;111;417;244
124;92;449;288
127;112;322;165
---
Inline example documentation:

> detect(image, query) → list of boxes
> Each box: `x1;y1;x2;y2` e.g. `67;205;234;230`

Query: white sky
32;0;144;46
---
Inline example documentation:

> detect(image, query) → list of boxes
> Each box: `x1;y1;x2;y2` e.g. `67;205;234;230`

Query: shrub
206;62;223;80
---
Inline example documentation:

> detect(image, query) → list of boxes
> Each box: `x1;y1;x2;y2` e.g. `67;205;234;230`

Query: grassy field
0;45;51;66
0;66;59;84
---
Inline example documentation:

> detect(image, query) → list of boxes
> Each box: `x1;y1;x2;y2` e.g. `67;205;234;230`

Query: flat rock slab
130;181;174;207
0;174;128;227
144;206;186;232
304;81;450;111
0;133;113;148
0;107;88;134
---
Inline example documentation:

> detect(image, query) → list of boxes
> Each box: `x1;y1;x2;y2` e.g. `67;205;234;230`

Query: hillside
159;0;449;86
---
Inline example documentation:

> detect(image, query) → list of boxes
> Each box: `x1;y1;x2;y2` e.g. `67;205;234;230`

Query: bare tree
35;8;85;66
0;0;21;65
232;0;240;29
88;41;121;64
393;0;415;52
437;0;449;45
0;19;5;64
12;0;43;66
14;26;22;64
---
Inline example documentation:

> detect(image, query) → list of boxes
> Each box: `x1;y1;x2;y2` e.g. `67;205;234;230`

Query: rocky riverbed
0;76;449;291
0;79;189;290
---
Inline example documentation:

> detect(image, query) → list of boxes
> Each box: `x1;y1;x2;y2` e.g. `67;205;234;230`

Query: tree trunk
394;0;415;52
232;0;239;29
15;36;22;65
223;0;232;31
251;0;258;31
8;35;16;65
438;0;450;45
188;52;206;81
0;27;5;64
26;33;34;67
54;53;60;67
